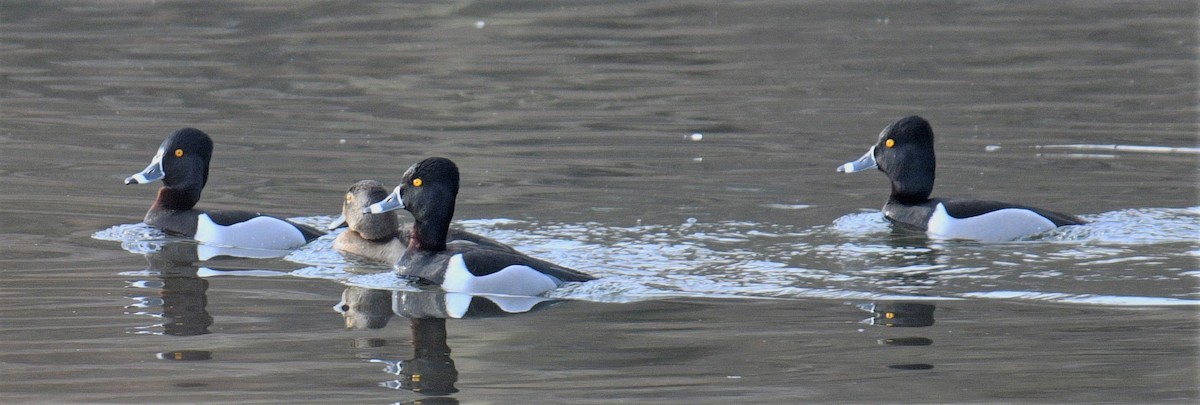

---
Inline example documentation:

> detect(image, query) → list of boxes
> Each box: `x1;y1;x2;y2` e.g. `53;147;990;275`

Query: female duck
838;116;1085;241
125;128;323;250
328;180;514;264
365;157;595;296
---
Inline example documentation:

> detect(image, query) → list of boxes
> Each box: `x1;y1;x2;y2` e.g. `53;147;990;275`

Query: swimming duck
365;157;595;296
328;180;515;264
838;116;1086;241
124;128;323;250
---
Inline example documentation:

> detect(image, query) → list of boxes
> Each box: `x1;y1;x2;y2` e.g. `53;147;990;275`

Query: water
3;1;1198;403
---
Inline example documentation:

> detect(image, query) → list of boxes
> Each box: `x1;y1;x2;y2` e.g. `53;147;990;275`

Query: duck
124;128;323;250
364;157;595;296
333;286;394;330
837;115;1086;241
327;179;516;264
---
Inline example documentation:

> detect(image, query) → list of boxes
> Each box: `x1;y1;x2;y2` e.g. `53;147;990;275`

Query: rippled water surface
3;1;1198;403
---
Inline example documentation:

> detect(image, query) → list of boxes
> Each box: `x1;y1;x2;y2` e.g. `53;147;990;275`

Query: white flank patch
194;214;307;250
441;254;559;296
926;203;1056;242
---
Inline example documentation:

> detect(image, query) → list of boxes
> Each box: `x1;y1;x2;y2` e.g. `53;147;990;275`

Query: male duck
328;179;515;264
838;116;1086;241
125;128;323;250
364;157;595;296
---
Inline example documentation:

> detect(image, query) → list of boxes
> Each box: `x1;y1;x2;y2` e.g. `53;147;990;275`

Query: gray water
3;1;1198;403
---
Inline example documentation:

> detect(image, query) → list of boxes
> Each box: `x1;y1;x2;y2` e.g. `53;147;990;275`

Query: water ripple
94;207;1198;306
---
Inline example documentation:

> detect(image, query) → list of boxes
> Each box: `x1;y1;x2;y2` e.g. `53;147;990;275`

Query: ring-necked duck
364;157;595;296
124;128;323;250
838;116;1086;241
328;180;515;264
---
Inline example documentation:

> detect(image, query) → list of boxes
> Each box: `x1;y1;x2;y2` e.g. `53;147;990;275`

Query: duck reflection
375;317;458;397
862;302;935;328
336;286;559;399
124;242;214;337
123;240;296;339
118;235;293;260
877;228;943;289
335;286;394;330
860;301;936;370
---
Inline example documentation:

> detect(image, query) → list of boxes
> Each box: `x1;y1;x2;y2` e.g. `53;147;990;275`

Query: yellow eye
412;178;423;187
885;139;895;148
174;148;184;157
344;193;353;203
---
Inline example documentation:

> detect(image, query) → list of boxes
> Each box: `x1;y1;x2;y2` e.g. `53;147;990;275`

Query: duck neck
888;193;931;206
153;186;202;211
888;163;934;204
407;186;457;252
409;216;450;252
